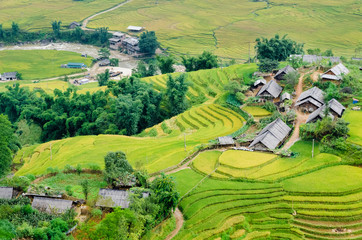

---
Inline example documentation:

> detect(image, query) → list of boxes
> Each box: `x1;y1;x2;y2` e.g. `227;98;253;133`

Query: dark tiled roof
249;118;291;150
32;197;72;214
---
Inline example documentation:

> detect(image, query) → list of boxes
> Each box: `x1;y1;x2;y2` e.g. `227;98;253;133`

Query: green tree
0;115;14;177
257;58;279;72
110;58;119;66
0;24;4;39
98;48;110;59
181;51;218;72
133;61;157;77
166;74;188;116
139;31;159;55
11;22;19;36
322;49;333;56
96;27;109;44
15;72;22;80
104;151;134;185
307;48;321;55
80;179;89;200
157;55;175;74
151;173;180;218
51;20;62;37
255;34;304;61
281;71;300;92
97;69;110;86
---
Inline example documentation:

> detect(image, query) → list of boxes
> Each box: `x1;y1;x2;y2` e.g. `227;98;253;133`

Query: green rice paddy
344;110;362;145
0;50;92;80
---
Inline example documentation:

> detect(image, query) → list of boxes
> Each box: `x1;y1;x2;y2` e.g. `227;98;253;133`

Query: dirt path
165;208;184;240
283;73;308;150
81;0;132;31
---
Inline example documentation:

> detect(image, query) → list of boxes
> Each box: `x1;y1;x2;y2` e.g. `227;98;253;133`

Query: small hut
281;92;291;102
256;80;282;99
69;21;81;29
96;189;130;209
253;78;266;88
249;118;291;151
295;87;324;112
127;26;144;32
32;197;73;214
0;187;13;199
321;63;349;81
217;136;235;147
274;65;296;80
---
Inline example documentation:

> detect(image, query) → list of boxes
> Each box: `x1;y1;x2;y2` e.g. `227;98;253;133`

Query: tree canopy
139;31;159;55
104;151;134;185
255;34;304;61
0;115;16;177
166;74;189;116
181;51;218;72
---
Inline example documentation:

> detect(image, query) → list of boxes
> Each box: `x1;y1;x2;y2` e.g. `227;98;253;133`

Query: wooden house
274;65;296;80
0;187;14;199
0;72;17;81
295;87;324;112
217;136;235;147
281;92;291;102
69;21;81;29
32;197;73;214
256;80;282;99
109;32;125;50
249;118;291;151
321;63;349;81
290;55;341;64
96;189;130;208
122;37;141;55
306;98;345;123
98;58;110;66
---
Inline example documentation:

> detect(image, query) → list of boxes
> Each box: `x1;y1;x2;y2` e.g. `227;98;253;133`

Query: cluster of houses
217;61;351;151
0;178;148;215
109;31;142;55
0;71;18;81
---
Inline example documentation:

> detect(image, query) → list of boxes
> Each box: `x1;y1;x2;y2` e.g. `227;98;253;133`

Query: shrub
16;222;33;238
91;209;103;219
257;58;279;72
65;186;73;196
88;163;101;172
262;101;277;112
81;180;89;200
0;220;16;239
76;164;82;175
64;164;75;172
33;228;47;240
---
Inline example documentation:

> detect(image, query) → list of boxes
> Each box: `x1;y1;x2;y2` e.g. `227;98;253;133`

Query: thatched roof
322;63;349;81
254;78;266;87
328;98;345;117
218;136;235;145
295;87;324;107
249;118;291;150
96;189;130;208
256;80;282;98
0;187;13;199
32;197;72;214
274;65;296;79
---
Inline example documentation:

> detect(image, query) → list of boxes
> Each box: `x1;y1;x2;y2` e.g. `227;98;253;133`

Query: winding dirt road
81;0;132;31
165;208;184;240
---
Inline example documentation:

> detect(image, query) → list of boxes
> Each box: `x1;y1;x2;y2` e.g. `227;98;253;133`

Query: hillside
87;0;361;58
14;103;244;176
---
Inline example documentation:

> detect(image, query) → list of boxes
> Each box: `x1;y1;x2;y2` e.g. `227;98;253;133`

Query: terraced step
293;221;362;235
293;218;362;229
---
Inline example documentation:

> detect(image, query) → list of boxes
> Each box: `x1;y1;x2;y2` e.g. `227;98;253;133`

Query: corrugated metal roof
0;187;13;199
328;98;345;116
256;80;282;98
322;63;349;80
218;136;235;145
32;197;72;214
127;26;143;31
296;87;324;105
96;189;130;208
249;118;291;150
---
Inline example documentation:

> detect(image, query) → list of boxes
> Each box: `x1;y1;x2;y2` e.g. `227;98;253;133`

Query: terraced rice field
171;151;362;239
242;106;271;117
143;64;257;102
0;50;92;80
15;104;244;176
88;0;361;58
0;0;121;31
343;110;362;146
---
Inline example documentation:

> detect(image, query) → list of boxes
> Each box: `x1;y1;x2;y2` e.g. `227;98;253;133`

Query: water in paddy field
0;42;138;70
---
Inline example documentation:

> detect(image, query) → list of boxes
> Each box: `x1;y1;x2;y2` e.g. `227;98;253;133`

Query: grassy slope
242;106;271;117
219;150;276;169
15;103;244;176
0;0;121;30
88;0;361;58
34;173;107;200
0;50;92;80
343;110;362;145
192;151;222;175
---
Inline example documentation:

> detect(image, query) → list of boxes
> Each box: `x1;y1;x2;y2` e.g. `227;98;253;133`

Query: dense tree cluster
0;75;189;144
0;22;110;46
0;115;19;177
255;34;304;61
139;31;159;55
181;51;218;72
